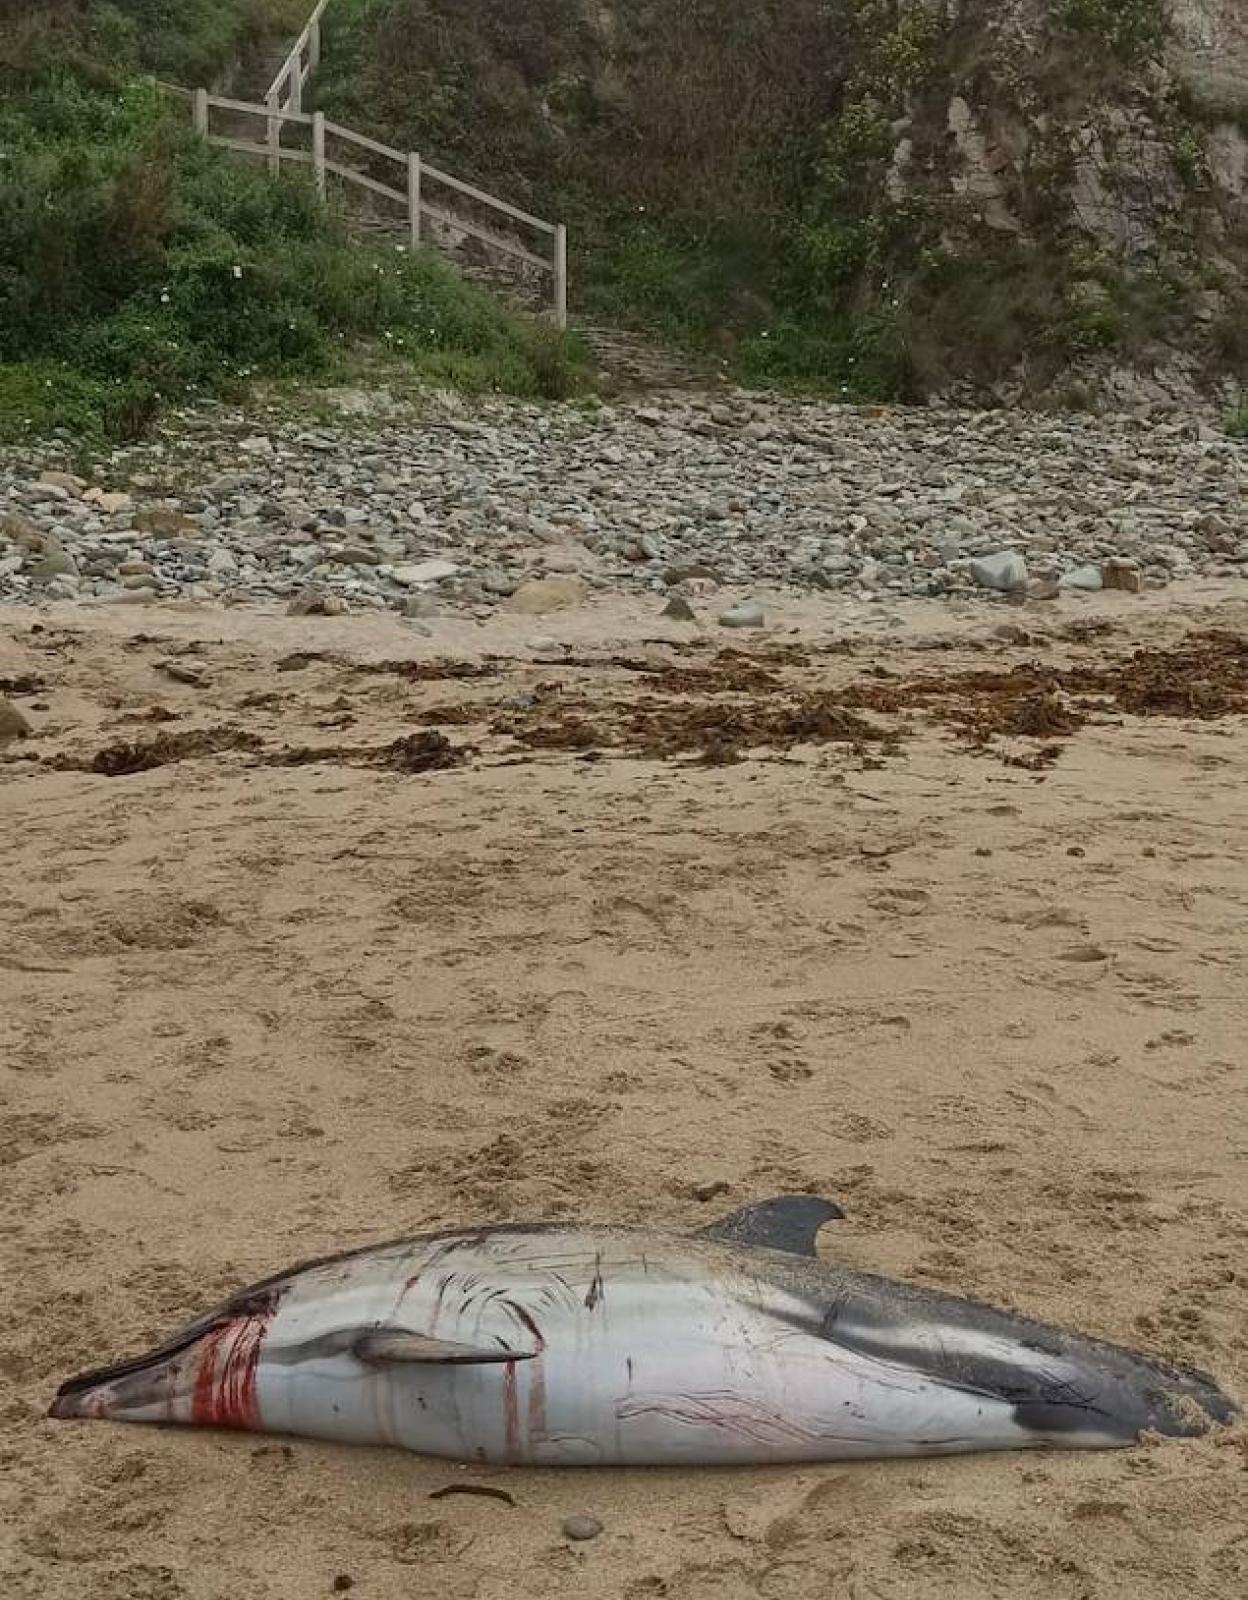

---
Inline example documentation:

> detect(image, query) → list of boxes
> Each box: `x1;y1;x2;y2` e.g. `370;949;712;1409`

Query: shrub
0;15;585;441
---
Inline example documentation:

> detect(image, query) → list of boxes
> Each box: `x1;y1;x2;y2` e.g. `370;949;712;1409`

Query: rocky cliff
322;0;1246;404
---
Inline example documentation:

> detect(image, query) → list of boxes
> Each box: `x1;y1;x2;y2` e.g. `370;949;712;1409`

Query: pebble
393;558;458;586
0;696;32;739
82;488;131;513
158;660;207;686
328;545;380;566
39;470;84;494
665;563;720;586
287;587;347;616
1102;557;1142;592
719;599;764;628
0;398;1241;616
562;1516;603;1542
1060;564;1103;591
506;577;586;614
970;551;1028;592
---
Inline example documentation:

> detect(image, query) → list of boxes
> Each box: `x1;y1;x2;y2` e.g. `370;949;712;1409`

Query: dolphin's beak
50;1310;270;1429
49;1352;191;1423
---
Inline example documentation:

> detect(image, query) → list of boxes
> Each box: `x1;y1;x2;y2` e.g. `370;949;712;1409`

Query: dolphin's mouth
50;1294;278;1427
50;1322;213;1417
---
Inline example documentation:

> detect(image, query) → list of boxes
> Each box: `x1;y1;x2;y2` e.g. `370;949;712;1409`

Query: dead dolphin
50;1197;1235;1464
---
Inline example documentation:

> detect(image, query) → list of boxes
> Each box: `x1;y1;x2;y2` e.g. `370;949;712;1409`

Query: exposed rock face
324;0;1247;400
1169;0;1248;115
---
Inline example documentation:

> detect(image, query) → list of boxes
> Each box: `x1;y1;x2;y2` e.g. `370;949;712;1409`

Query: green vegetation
0;1;583;442
1227;398;1248;438
1061;0;1167;67
0;0;308;93
4;0;1238;419
314;0;1237;402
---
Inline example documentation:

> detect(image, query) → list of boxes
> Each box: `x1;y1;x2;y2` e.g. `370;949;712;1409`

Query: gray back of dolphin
50;1196;1235;1462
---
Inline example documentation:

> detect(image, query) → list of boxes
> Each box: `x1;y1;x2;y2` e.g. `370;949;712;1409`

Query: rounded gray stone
719;599;765;629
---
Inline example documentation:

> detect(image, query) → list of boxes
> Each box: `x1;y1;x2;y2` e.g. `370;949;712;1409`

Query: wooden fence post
309;16;321;74
193;87;209;138
408;153;422;251
266;89;281;177
554;224;568;330
290;58;303;115
313;111;326;200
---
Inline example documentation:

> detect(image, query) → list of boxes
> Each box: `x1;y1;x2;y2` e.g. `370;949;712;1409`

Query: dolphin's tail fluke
821;1270;1238;1447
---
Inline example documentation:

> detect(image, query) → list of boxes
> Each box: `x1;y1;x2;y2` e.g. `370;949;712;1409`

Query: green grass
0;4;585;442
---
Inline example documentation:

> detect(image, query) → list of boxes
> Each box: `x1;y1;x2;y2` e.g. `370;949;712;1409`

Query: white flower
232;265;243;279
160;292;170;303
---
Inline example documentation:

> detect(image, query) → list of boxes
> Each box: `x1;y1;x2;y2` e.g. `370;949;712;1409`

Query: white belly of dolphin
243;1234;1086;1463
255;1279;1038;1464
49;1200;1235;1464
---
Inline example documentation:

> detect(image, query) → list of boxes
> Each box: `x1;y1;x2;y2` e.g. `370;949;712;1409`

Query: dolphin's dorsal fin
353;1330;535;1365
695;1195;844;1256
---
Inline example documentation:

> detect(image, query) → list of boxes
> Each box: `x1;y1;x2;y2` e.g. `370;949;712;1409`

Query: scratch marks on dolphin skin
616;1391;828;1447
503;1302;548;1448
503;1359;520;1461
615;1392;987;1454
505;1301;546;1352
190;1308;272;1430
429;1272;455;1333
585;1251;606;1311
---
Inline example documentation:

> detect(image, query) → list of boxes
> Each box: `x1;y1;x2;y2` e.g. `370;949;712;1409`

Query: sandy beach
2;582;1245;1599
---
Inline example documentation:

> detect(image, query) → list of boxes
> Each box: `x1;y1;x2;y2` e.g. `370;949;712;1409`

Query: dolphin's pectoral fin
696;1195;844;1257
352;1330;536;1365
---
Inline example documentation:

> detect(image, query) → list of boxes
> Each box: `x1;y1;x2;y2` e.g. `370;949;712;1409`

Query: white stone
719;599;765;628
1059;564;1104;591
393;559;458;586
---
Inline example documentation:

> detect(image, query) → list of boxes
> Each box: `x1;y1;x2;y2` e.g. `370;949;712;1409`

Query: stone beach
2;392;1243;620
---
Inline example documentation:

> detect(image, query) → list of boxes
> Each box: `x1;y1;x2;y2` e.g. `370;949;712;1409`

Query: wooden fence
263;0;328;117
166;0;568;327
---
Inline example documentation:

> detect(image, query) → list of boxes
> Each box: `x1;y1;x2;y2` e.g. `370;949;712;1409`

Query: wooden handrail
322;119;406;167
420;162;559;237
321;158;407;208
167;0;568;324
265;0;331;109
204;92;312;126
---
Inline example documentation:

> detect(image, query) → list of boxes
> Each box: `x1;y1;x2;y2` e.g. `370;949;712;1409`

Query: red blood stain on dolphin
191;1311;272;1430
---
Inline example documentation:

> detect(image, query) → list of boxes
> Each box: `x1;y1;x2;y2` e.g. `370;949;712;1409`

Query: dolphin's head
50;1298;275;1429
